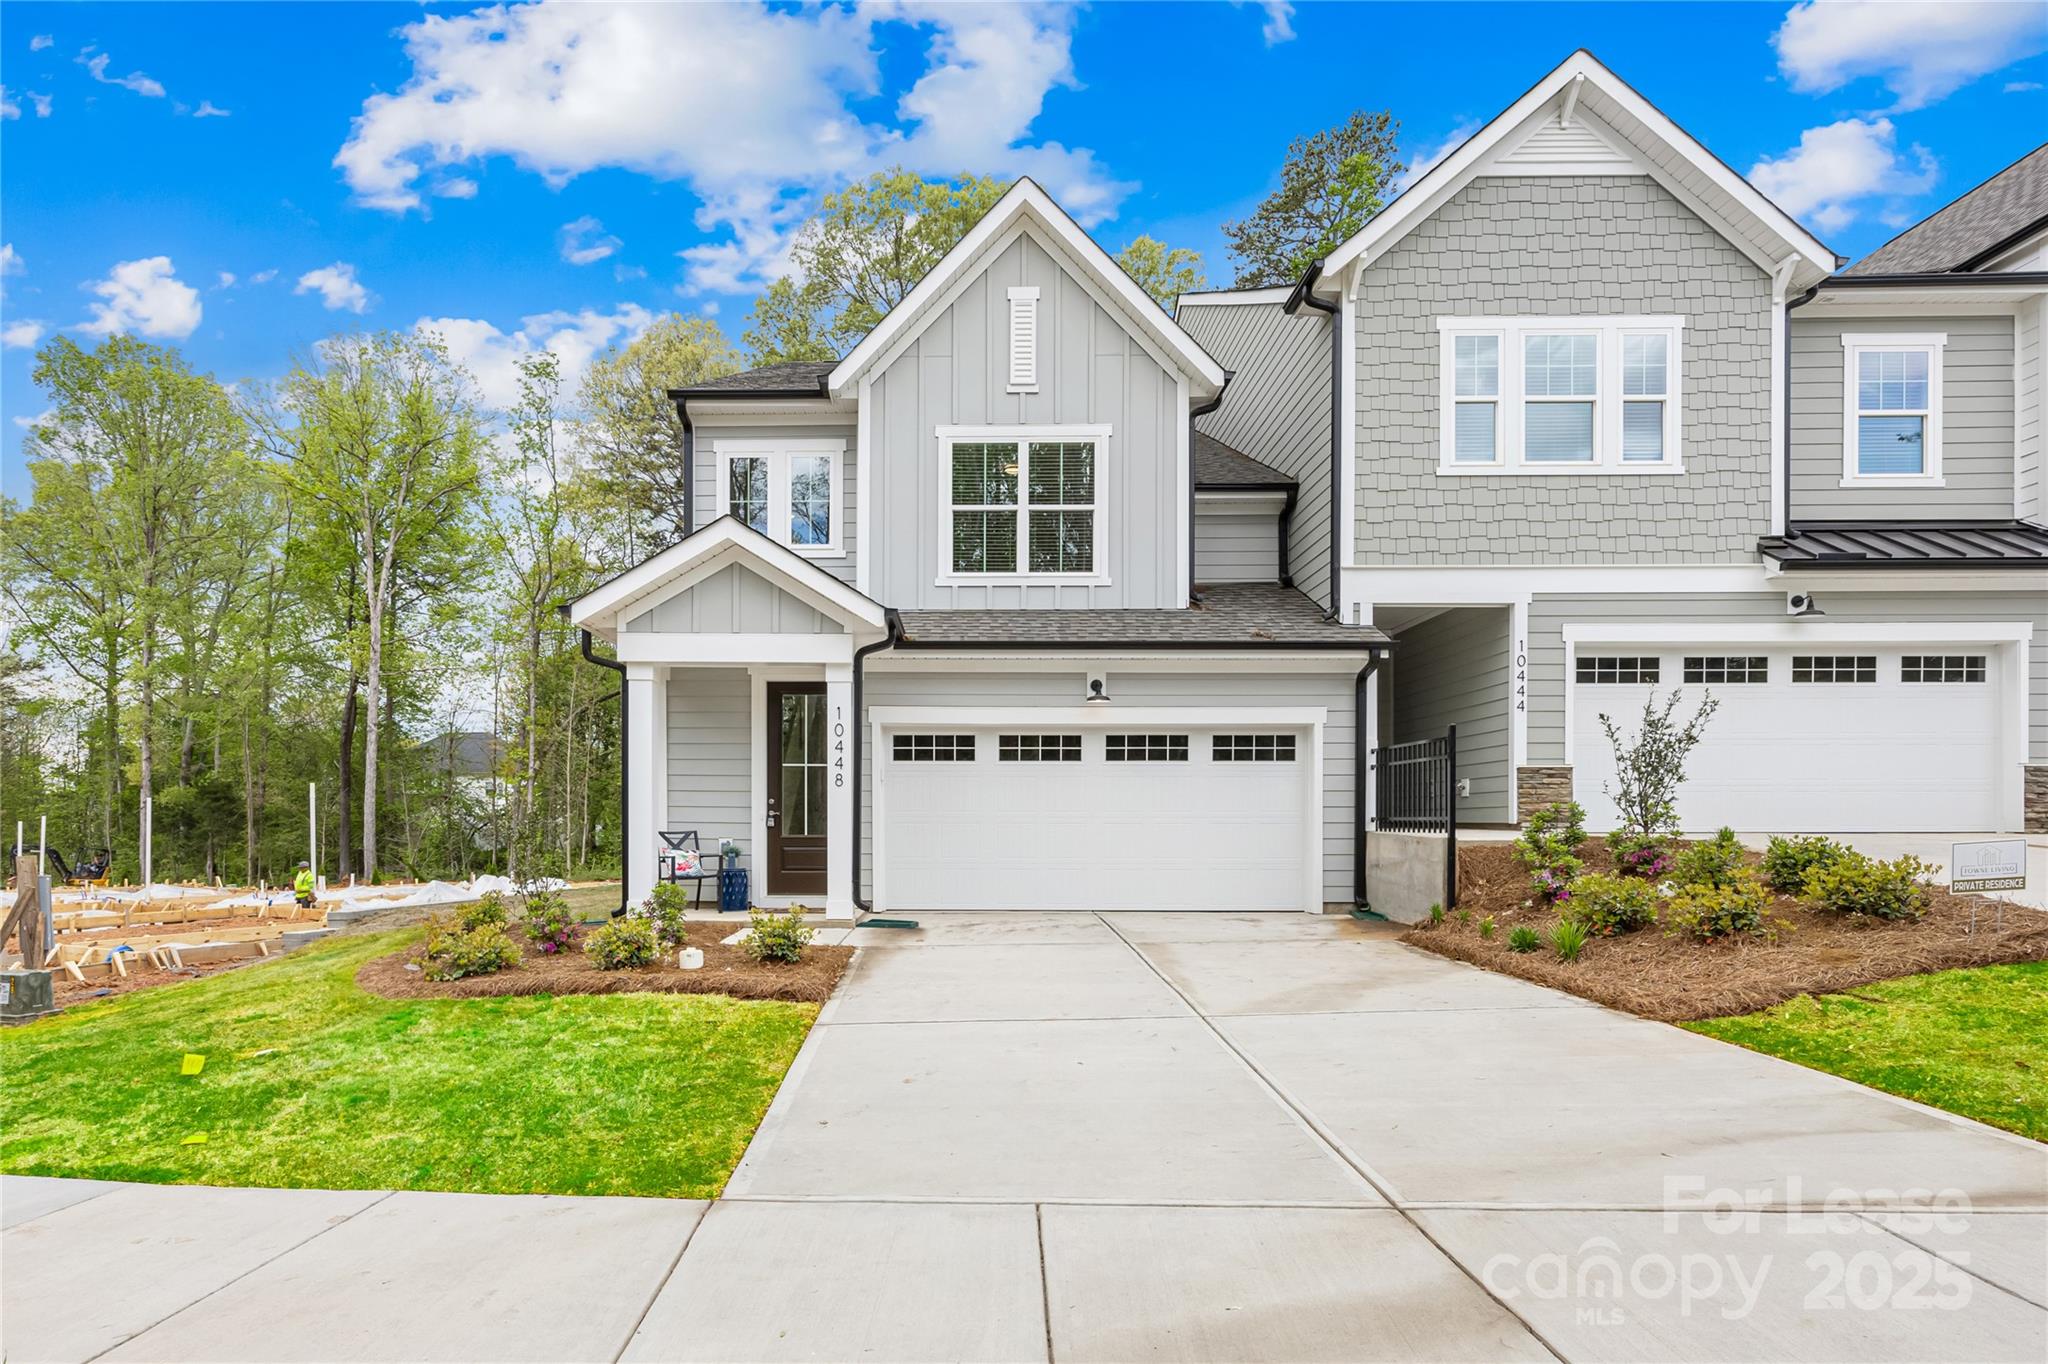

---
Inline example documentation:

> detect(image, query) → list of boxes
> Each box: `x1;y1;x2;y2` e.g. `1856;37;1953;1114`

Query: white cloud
77;49;167;99
3;86;52;119
1394;120;1481;194
613;262;647;283
30;35;53;52
78;256;202;339
558;215;621;265
415;304;656;412
1773;1;2047;111
336;2;1133;291
192;100;230;118
216;271;237;288
1251;1;1295;45
2007;80;2045;93
294;262;372;314
433;177;479;199
0;90;15;121
1;244;21;277
2;319;46;350
13;408;54;431
1748;117;1938;234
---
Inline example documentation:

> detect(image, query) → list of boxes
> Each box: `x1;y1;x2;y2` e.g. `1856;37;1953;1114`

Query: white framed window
713;438;844;557
938;425;1110;583
1840;333;1945;486
1436;316;1684;474
1007;286;1040;393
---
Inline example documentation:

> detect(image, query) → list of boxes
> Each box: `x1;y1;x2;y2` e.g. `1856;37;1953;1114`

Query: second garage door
1569;645;2005;832
877;727;1314;911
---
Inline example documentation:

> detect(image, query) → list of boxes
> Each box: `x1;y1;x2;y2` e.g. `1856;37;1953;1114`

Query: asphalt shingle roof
1845;145;2048;275
676;361;836;395
1758;521;2048;568
895;584;1388;648
1194;431;1293;488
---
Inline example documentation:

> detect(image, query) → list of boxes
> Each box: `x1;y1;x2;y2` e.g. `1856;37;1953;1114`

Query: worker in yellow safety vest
294;861;316;908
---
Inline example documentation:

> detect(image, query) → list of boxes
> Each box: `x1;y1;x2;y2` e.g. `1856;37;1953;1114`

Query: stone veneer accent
1516;766;1574;825
2026;765;2048;834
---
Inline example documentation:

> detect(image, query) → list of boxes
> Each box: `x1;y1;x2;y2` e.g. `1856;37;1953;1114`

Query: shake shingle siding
1352;176;1773;563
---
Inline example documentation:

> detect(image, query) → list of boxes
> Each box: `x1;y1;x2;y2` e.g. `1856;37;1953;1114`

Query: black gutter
673;394;693;537
1353;654;1384;910
1187;379;1232;604
1815;270;2048;289
578;628;630;917
1286;261;1344;620
1782;282;1821;531
850;610;903;914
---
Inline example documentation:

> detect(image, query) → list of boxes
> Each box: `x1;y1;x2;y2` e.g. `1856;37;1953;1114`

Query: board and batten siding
857;667;1358;906
1387;607;1513;824
689;422;858;586
1523;591;2048;765
1352;175;1774;563
1177;300;1333;607
864;232;1183;610
623;563;844;635
1789;314;2016;520
1194;505;1281;584
665;667;752;863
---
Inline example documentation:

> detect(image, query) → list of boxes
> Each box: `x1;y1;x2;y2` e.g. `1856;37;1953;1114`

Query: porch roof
1194;432;1293;489
893;584;1391;650
1758;521;2048;569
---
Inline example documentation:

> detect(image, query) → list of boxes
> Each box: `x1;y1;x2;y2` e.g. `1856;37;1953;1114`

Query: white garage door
1570;646;2003;832
879;727;1313;911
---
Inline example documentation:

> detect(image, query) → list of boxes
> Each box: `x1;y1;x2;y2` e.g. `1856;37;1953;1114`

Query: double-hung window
714;439;844;555
942;426;1108;581
1436;317;1683;473
1841;334;1944;485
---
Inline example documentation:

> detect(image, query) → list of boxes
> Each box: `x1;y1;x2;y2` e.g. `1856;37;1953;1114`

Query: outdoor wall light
1786;592;1825;617
1085;677;1112;704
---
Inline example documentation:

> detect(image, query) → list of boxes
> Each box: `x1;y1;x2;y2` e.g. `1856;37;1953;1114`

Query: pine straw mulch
356;931;853;1004
1401;840;2048;1022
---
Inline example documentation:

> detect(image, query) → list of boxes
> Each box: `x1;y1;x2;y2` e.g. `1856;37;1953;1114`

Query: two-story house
571;50;2047;920
1182;51;2046;844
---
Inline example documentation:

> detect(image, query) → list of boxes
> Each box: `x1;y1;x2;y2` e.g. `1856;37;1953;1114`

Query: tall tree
743;169;1011;362
1223;110;1405;287
258;332;484;881
1116;236;1209;309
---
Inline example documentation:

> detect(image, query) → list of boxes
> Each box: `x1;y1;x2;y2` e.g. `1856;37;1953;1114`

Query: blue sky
3;1;2044;492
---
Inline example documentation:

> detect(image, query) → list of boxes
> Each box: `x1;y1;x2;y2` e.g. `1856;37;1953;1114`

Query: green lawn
0;928;814;1198
1686;962;2048;1141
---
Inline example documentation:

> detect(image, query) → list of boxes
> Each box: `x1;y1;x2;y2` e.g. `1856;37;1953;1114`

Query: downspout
674;395;694;538
851;610;903;913
1353;651;1385;910
1289;262;1343;620
1782;283;1821;537
1276;482;1298;588
1187;382;1230;604
579;628;630;917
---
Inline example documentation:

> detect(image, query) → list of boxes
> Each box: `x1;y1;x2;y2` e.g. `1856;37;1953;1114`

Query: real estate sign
1950;838;2028;893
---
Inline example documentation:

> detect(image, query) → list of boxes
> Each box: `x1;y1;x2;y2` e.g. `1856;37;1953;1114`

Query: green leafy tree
743;169;1012;361
1115;236;1208;309
1223;110;1405;286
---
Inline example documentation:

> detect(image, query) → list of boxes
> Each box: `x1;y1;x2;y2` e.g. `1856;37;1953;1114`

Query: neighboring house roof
1758;522;2048;569
1194;432;1293;489
894;584;1389;649
421;731;501;777
673;361;835;397
1845;145;2048;276
827;178;1228;400
1310;50;1838;295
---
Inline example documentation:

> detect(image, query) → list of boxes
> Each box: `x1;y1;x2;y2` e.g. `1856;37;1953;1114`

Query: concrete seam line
1035;1202;1058;1364
79;1189;397;1364
719;986;843;1198
1856;1210;2048;1311
1093;913;1572;1364
610;1200;711;1364
5;1180;122;1228
819;1012;1196;1028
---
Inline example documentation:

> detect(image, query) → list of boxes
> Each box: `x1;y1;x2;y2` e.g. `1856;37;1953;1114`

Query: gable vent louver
1007;286;1040;392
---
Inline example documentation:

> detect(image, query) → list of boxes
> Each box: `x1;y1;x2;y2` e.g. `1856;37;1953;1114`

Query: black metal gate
1371;725;1457;910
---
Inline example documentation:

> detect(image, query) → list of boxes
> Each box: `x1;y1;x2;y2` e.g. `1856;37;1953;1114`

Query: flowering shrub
586;918;660;969
459;890;510;932
1665;869;1772;941
421;915;521;980
1802;852;1933;922
1607;830;1672;880
1530;867;1574;904
520;891;578;955
632;882;691;950
1516;801;1586;901
1560;872;1658;936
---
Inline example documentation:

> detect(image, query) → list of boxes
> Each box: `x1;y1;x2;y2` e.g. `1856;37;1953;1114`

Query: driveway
5;912;2044;1363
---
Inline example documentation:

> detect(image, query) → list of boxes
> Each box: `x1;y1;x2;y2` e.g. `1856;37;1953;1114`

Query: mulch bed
1402;840;2048;1022
356;930;853;1004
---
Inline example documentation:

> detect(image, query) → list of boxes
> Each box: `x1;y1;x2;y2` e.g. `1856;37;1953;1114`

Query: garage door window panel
999;734;1082;762
1902;655;1986;683
1576;656;1660;684
1106;734;1189;762
1214;734;1297;762
1792;656;1876;683
893;734;976;761
1684;656;1767;684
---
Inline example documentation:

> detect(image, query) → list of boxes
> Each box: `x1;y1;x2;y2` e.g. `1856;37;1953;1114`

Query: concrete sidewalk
5;911;2045;1363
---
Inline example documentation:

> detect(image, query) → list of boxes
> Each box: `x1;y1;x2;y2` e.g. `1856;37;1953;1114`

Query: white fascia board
1343;563;1775;607
686;399;856;421
1562;621;2033;646
1175;286;1296;309
869;653;1369;673
869;705;1327;729
1196;490;1291;510
615;633;856;665
828;178;1227;399
568;517;888;635
1315;50;1835;291
1759;566;2048;592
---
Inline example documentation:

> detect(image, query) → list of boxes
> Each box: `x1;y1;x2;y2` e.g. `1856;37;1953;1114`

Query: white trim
1007;285;1041;393
1509;600;1530;820
1175;376;1191;603
569;517;888;637
870;653;1372;672
650;668;670;835
709;437;846;558
1175;286;1296;308
1839;332;1947;487
1758;566;2048;592
616;633;855;666
624;672;657;906
684;404;854;423
828;179;1226;398
855;375;874;596
1768;256;1798;536
1339;274;1358;570
1196;489;1291;510
934;424;1113;587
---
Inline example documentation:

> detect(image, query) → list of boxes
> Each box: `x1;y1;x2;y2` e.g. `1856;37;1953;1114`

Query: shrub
1598;690;1719;841
1529;865;1579;904
632;882;691;950
585;918;659;969
1547;917;1590;963
1802;852;1933;922
744;904;816;963
1560;872;1658;936
1514;801;1587;870
1665;868;1772;941
520;891;578;955
1762;834;1849;894
1478;915;1496;940
1506;925;1542;953
459;890;510;932
1606;830;1673;881
1671;827;1746;889
421;917;521;981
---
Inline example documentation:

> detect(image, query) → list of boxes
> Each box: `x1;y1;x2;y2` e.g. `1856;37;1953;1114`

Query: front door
765;683;828;895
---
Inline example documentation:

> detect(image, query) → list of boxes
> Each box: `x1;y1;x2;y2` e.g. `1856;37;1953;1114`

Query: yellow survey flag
180;1054;205;1076
181;1134;207;1145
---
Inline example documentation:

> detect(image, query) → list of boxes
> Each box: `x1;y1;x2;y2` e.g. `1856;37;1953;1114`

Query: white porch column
625;664;658;907
650;668;670;842
824;662;855;921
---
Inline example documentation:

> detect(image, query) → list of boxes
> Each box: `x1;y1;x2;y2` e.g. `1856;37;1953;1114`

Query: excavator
6;843;113;888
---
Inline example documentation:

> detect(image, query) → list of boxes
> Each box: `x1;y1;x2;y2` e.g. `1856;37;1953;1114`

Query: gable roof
827;178;1227;400
567;516;888;640
675;361;835;396
1194;432;1293;488
1313;50;1838;293
1845;144;2048;276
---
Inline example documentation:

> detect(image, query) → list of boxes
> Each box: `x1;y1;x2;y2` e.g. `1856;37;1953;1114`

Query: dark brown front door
765;683;828;896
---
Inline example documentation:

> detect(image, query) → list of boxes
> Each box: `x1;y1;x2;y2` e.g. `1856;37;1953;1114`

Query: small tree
1115;236;1207;309
1223;110;1404;286
1598;690;1719;840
